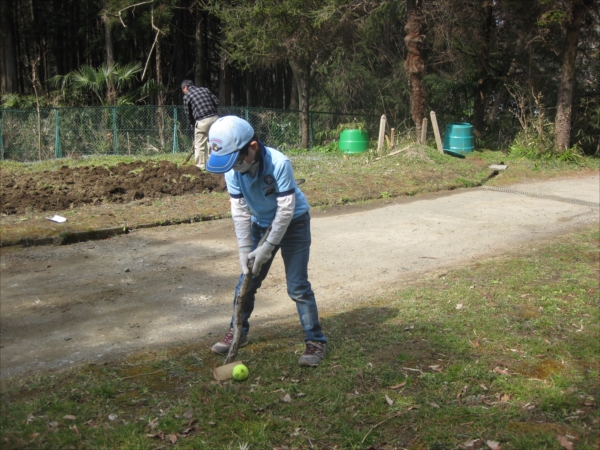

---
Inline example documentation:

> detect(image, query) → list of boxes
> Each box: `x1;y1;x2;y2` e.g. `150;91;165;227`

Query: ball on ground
232;364;249;381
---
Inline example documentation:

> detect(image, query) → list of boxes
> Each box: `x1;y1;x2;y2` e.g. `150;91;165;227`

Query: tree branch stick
369;146;410;163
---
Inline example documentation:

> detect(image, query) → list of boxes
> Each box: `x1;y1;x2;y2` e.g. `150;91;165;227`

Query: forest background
0;0;598;155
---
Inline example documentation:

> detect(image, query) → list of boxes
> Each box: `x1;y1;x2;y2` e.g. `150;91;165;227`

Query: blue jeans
229;212;326;343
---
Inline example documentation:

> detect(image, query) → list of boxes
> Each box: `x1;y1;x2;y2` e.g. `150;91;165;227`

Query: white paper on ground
47;215;67;223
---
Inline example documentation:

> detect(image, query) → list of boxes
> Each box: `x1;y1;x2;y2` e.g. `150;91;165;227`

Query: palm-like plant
49;62;143;106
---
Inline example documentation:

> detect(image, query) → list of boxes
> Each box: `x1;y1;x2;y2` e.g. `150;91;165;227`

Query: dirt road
1;174;598;378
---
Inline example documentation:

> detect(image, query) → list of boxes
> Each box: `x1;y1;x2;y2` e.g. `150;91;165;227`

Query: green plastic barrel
339;129;369;153
443;122;474;156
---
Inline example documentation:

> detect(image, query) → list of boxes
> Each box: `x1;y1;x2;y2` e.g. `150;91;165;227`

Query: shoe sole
210;340;248;355
298;358;323;367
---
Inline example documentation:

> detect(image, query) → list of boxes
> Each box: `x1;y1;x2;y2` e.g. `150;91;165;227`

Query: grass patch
1;228;598;449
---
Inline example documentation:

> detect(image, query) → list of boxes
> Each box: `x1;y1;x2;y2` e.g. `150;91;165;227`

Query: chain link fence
0;106;379;162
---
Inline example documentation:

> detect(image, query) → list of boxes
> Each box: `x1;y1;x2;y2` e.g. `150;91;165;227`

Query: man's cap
206;116;255;174
180;79;194;89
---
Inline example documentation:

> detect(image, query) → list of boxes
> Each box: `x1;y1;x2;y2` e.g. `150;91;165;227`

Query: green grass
1;228;598;449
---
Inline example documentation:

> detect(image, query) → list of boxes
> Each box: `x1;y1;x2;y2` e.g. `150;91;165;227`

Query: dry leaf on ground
462;438;484;449
385;394;394;405
493;367;509;375
558;436;574;450
486;440;502;450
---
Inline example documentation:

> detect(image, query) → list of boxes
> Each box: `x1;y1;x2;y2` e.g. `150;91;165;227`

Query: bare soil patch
0;161;227;215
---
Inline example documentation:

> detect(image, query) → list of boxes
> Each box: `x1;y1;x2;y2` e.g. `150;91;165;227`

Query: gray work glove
248;242;276;276
239;247;251;276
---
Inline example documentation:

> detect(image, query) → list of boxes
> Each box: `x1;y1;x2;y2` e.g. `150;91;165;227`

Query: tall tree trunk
405;0;426;139
472;0;493;140
156;36;164;106
245;71;252;107
219;55;231;106
0;0;19;93
102;0;116;105
218;27;231;106
290;59;311;149
555;0;587;151
194;7;208;87
288;63;299;110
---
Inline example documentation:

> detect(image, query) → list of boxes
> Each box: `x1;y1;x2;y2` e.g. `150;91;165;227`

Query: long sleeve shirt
183;86;219;126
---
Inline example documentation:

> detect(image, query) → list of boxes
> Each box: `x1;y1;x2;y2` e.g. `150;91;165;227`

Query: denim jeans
229;212;326;343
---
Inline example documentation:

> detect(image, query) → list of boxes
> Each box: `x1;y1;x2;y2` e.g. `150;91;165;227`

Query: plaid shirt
183;86;219;127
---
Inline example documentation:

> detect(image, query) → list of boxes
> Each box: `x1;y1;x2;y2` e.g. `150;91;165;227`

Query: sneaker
210;329;248;354
298;341;326;367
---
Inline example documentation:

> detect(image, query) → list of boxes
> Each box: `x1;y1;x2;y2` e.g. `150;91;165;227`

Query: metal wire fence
0;106;379;162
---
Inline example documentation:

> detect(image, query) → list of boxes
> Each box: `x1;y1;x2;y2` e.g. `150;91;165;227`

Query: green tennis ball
232;364;249;381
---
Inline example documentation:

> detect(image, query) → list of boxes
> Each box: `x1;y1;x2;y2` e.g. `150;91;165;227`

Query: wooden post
420;118;428;145
430;111;444;154
390;128;396;148
377;114;387;155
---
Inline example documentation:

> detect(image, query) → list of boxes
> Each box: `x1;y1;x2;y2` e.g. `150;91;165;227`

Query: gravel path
1;173;598;378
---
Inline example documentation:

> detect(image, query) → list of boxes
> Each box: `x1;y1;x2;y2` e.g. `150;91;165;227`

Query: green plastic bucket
443;122;474;156
339;129;369;153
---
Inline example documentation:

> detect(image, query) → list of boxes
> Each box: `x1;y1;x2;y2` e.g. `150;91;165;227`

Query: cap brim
206;150;239;174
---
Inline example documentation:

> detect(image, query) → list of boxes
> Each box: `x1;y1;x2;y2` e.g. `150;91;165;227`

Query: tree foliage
0;0;598;154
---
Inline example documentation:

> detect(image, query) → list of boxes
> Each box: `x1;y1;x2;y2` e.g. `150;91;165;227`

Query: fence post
0;111;4;160
112;106;118;155
377;114;387;155
54;109;62;158
309;111;314;149
172;107;179;154
430;111;444;154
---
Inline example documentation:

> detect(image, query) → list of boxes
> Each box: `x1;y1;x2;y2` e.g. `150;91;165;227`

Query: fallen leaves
462;439;502;449
146;415;200;444
389;381;407;389
385;394;394;406
469;337;481;348
558;435;574;450
486;440;502;450
493;366;509;375
582;395;595;407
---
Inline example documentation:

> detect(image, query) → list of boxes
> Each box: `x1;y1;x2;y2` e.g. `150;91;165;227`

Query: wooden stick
430;111;444;154
391;128;396;148
377;114;387;156
224;226;272;365
420;118;428;145
370;146;410;163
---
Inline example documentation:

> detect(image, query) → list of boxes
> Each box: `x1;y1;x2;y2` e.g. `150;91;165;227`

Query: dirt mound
0;160;227;215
